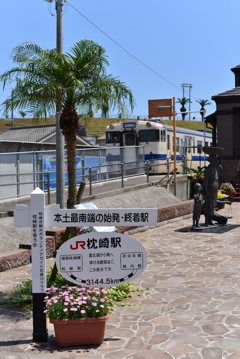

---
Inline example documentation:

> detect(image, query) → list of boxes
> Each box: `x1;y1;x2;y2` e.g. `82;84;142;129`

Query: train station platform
1;202;240;358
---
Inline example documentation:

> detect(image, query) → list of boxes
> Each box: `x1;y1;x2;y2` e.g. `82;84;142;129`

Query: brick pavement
1;203;240;358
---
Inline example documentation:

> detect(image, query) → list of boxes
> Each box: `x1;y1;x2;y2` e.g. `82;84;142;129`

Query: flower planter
50;315;110;347
222;191;236;203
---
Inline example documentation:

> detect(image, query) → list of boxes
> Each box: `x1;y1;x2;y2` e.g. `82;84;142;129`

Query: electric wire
67;2;215;110
67;2;182;92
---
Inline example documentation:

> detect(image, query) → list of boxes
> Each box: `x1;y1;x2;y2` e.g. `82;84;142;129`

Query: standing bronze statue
192;183;203;228
202;147;223;227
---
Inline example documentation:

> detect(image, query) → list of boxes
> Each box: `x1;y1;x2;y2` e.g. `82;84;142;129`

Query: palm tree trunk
66;137;77;208
60;104;79;238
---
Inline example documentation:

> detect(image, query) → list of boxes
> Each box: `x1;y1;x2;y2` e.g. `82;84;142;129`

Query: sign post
30;188;47;342
14;188;157;343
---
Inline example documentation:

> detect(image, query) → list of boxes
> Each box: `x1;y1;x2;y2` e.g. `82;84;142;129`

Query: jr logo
70;241;86;250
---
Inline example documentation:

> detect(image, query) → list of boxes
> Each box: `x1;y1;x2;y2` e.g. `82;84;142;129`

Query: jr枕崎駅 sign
56;232;147;287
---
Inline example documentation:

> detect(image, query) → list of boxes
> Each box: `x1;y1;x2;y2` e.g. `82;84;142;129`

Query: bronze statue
203;155;222;226
192;183;203;228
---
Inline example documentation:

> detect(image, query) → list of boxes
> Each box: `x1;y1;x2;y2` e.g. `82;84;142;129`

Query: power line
67;2;182;92
68;3;215;111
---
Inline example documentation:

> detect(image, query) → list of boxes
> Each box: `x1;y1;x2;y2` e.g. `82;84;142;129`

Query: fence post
121;163;124;188
89;168;92;196
16;153;20;197
44;172;51;205
33;152;36;190
146;161;149;183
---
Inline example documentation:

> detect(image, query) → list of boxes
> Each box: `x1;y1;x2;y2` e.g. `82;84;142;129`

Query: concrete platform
1;203;240;358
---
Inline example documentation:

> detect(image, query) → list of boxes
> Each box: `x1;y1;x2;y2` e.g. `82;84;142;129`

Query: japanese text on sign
53;212;149;224
56;232;147;288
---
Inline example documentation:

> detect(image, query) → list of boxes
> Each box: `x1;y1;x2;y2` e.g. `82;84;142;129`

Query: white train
105;120;212;175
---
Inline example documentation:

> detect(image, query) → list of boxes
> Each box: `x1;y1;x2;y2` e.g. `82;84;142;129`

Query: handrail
154;168;178;186
0;159;179;202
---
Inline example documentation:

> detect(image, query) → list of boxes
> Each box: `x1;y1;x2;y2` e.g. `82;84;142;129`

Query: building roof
0;124;92;146
212;87;240;101
231;65;240;72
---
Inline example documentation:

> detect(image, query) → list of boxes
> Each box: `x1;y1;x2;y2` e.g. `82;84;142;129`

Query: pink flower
63;308;68;312
81;310;86;314
70;308;77;311
92;302;97;307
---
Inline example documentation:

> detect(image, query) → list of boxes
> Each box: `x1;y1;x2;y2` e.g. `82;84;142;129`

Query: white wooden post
30;188;47;342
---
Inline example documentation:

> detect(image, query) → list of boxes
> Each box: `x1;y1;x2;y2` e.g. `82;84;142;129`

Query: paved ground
0;202;240;358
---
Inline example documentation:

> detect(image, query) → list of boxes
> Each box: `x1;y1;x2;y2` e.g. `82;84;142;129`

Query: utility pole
44;0;65;208
55;0;65;208
180;83;192;121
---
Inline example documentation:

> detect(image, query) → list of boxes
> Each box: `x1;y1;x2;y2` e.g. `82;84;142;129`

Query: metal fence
0;146;146;201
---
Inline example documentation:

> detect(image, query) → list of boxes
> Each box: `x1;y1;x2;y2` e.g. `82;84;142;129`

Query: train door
184;136;192;168
166;133;171;173
121;131;139;174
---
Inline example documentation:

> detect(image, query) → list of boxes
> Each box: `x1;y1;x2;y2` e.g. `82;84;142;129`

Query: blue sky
0;0;239;120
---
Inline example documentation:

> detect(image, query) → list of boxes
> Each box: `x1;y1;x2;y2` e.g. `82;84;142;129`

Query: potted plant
181;164;207;197
44;285;114;347
220;182;236;202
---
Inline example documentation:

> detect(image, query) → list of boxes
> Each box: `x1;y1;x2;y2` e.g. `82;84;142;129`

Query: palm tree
196;99;211;121
0;40;134;210
19;110;27;118
177;97;191;120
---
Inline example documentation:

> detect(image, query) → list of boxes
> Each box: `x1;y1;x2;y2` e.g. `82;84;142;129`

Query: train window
161;130;166;142
197;140;202;153
193;139;195;153
205;142;208;147
125;133;136;146
139;129;159;142
123;122;136;129
188;138;191;153
106;131;120;144
175;137;180;152
167;135;170;150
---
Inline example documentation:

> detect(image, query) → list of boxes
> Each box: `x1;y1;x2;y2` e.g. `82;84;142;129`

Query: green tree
196;99;211;121
0;40;134;210
177;97;191;120
19;110;27;118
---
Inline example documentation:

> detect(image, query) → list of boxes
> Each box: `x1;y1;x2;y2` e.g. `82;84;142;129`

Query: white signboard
56;232;147;287
46;208;156;227
30;188;46;293
15;205;157;227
